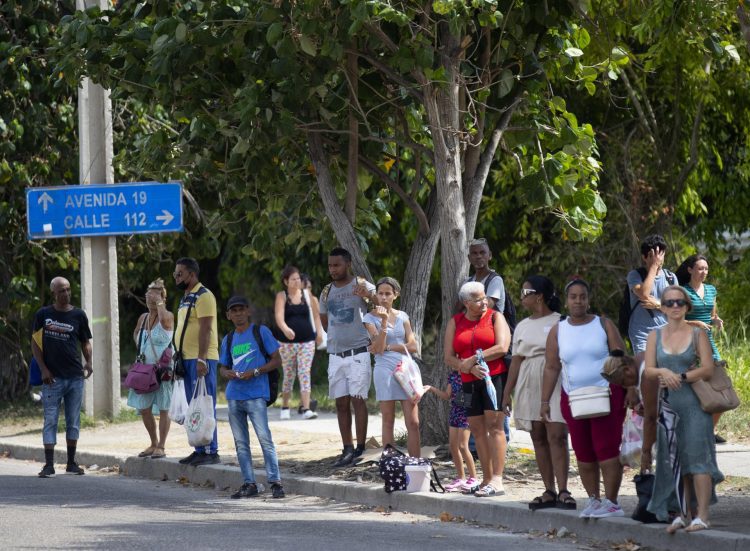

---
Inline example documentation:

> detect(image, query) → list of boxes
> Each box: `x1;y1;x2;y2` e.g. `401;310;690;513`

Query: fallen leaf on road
439;511;454;522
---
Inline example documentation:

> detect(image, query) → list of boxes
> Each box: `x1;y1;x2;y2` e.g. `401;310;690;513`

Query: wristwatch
680;373;687;382
253;369;261;378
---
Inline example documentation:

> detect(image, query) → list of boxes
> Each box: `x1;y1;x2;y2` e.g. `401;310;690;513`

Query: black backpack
618;267;676;337
483;271;517;333
225;324;280;407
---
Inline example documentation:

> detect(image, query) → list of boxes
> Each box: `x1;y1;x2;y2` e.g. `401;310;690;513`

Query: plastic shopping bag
392;351;425;403
185;376;216;447
619;409;644;469
168;379;188;425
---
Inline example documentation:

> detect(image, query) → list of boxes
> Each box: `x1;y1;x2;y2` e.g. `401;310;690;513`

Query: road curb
3;440;749;551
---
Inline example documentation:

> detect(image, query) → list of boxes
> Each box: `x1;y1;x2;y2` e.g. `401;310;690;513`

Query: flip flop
685;517;709;532
666;516;685;534
138;446;156;458
529;489;557;510
150;447;166;459
475;483;504;497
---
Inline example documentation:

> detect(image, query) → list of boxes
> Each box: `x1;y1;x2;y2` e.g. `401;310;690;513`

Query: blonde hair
600;353;636;385
148;278;167;300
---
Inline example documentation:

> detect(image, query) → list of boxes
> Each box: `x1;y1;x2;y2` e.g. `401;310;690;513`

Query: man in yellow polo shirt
173;257;221;466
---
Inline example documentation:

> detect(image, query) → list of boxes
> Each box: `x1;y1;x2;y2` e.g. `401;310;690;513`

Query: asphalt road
0;458;586;551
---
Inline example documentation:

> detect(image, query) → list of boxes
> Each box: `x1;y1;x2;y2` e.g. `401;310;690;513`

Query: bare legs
379;400;421;457
530;420;569;494
468;410;506;487
576;456;622;502
140;408;171;452
336;395;368;448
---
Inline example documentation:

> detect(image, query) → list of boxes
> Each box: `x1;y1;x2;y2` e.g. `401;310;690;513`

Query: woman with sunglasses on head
541;278;627;518
676;254;726;443
502;276;572;510
643;285;723;533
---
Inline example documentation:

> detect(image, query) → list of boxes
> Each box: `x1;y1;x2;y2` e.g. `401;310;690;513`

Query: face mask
176;281;189;291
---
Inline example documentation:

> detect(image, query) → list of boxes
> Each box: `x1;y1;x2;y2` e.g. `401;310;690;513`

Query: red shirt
452;310;505;382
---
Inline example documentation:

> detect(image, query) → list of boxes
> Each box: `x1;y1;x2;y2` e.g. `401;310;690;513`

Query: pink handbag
124;358;159;394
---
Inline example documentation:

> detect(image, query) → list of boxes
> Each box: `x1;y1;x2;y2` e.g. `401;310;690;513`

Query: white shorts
328;351;372;400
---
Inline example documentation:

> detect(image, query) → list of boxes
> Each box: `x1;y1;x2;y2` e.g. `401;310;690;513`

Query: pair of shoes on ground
474;481;505;497
231;482;285;499
297;400;318;415
528;489;575;510
579;497;624;518
280;407;317;420
667;516;710;533
138;446;166;459
178;451;221;466
331;446;364;468
445;477;479;493
38;462;85;478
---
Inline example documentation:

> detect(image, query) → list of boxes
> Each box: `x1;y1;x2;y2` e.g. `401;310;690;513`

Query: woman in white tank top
541;279;627;519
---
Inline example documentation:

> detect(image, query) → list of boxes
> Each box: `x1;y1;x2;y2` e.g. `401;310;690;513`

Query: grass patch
714;325;750;439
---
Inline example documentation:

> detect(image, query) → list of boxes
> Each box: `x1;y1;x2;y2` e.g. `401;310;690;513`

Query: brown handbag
689;329;740;414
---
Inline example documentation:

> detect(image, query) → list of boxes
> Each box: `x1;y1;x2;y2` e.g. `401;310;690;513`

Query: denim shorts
41;376;84;445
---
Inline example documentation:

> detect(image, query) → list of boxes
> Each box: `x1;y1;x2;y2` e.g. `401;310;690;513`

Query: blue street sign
26;182;183;239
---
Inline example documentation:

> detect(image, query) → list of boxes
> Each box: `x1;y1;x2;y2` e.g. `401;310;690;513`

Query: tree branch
359;155;431;236
620;67;659;152
345;50;359;224
350;48;424;103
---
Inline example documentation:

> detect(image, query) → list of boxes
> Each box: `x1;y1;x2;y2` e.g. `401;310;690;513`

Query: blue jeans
41;376;84;445
227;398;281;485
182;359;219;454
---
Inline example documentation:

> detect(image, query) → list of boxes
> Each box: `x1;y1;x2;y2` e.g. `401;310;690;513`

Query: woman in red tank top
444;281;511;497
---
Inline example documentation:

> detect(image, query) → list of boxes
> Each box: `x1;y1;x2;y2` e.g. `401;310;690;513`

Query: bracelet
197;358;207;365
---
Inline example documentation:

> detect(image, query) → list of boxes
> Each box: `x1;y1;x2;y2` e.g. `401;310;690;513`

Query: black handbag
631;473;659;523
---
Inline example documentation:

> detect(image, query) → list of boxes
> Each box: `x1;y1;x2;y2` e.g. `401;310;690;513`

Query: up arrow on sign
38;192;54;213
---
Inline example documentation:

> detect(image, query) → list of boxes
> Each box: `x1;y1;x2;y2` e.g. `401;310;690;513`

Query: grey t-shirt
319;278;376;354
627;268;675;353
465;272;505;312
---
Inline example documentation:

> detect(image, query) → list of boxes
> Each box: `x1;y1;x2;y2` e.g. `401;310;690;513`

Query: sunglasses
520;289;538;298
663;299;687;308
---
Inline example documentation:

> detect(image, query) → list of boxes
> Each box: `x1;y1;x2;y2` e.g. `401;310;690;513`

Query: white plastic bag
168;379;188;425
185;376;216;447
392;351;424;403
620;409;644;468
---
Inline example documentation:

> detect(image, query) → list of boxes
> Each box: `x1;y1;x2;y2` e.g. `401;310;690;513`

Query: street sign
26;182;183;239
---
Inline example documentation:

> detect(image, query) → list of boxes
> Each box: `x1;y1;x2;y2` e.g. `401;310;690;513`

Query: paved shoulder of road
2;406;750;551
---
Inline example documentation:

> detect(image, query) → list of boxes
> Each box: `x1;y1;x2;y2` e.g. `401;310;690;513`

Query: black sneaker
331;448;355;468
190;452;220;466
351;447;365;464
179;451;200;464
271;483;285;499
66;462;85;475
38;464;55;478
231;482;258;499
297;404;304;415
310;399;318;412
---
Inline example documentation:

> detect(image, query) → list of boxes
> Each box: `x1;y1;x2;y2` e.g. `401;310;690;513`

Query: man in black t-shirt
31;276;93;478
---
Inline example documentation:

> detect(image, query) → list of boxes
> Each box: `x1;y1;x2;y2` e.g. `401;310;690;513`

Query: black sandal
556;489;577;510
529;489;557;510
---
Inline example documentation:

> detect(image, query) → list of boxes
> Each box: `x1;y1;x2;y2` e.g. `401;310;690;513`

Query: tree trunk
418;27;470;445
308;132;373;282
345;51;359;224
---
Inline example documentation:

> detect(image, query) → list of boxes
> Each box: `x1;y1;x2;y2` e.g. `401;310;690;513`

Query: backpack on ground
378;444;445;493
225;324;280;407
617;267;676;338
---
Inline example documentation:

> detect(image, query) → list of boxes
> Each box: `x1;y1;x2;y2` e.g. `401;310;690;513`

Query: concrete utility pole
77;0;120;418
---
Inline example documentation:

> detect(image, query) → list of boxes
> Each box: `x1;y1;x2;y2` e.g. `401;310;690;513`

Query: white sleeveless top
557;316;609;393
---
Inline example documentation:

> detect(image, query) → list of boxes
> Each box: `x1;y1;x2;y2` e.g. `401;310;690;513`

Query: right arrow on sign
156;210;174;225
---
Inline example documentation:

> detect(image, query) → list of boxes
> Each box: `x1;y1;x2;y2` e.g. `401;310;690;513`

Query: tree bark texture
308;132;373;282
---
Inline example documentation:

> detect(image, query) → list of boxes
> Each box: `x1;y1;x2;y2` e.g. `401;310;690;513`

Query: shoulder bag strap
136;315;147;358
172;291;198;356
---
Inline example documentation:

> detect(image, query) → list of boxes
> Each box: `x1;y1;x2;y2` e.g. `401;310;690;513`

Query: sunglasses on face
663;299;687;308
520;289;538;298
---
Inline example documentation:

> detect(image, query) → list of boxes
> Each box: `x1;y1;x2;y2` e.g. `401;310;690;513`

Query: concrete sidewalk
2;408;750;551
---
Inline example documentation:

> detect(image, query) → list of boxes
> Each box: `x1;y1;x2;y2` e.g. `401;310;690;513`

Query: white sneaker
579;497;601;518
589;498;624;518
302;409;318;419
279;408;291;420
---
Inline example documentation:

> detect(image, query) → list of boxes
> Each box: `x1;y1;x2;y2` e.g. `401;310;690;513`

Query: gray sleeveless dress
647;328;724;520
